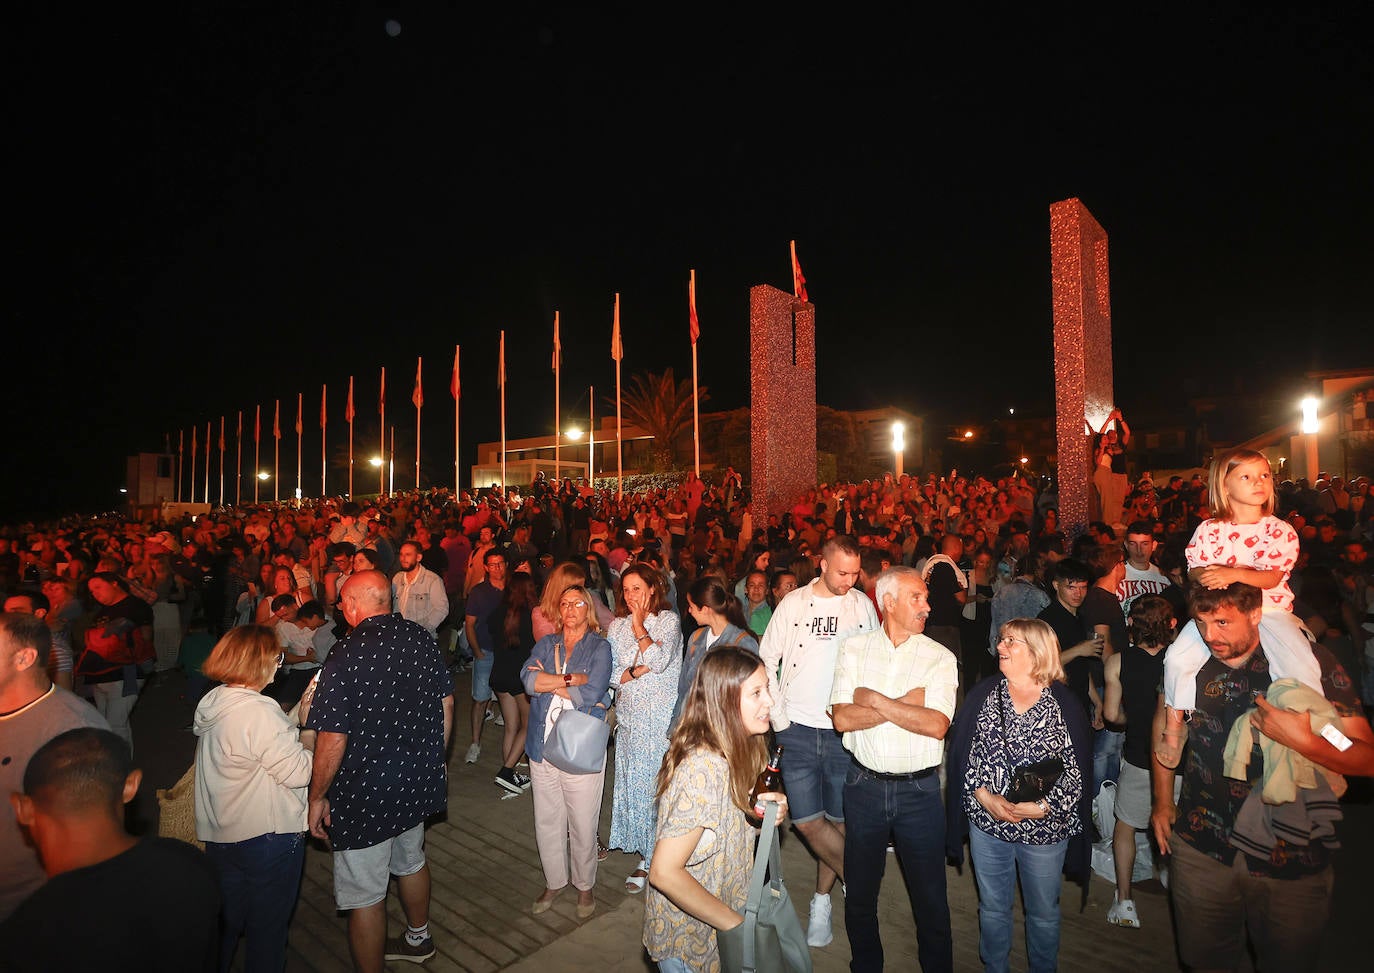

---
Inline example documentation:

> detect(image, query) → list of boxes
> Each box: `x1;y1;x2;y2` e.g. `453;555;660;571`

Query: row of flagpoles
170;244;810;506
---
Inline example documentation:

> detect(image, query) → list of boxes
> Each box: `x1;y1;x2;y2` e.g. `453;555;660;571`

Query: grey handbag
717;801;813;973
543;703;610;774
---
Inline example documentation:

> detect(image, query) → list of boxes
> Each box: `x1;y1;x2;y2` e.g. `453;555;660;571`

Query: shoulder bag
542;638;610;775
1000;683;1064;803
718;801;813;973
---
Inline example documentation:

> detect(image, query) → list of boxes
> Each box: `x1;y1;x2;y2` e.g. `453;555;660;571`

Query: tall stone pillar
750;284;816;518
1049;198;1114;539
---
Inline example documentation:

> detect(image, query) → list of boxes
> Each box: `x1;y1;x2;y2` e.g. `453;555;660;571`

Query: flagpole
274;400;281;503
254;405;260;503
215;415;223;505
177;429;184;503
499;331;507;493
414;356;423;491
296;392;303;501
190;427;197;506
553;312;561;482
346;376;355;499
236;411;242;505
390;426;396;496
204;421;211;503
452;345;461;496
379;366;386;498
614;293;623;501
588;384;595;485
321;384;328;498
690;269;701;477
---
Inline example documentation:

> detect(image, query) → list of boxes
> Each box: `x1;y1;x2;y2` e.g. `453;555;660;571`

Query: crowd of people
1;453;1373;972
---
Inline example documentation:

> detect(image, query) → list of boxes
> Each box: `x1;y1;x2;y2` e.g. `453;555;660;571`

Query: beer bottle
750;745;784;819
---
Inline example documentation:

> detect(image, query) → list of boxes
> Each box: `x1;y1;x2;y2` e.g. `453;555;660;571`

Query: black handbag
717;802;813;973
1005;756;1065;803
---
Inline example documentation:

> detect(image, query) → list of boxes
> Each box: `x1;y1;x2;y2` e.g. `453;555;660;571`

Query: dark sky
8;6;1372;519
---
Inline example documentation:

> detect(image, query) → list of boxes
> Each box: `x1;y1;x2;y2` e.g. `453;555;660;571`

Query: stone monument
1049;197;1115;539
750;284;816;517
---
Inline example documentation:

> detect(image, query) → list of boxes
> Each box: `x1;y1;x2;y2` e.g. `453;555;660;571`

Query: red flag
498;332;506;388
450;346;460;400
790;239;808;303
254;405;260;443
552;312;561;372
412;357;424;409
688;269;700;345
379;366;386;416
219;416;225;451
273;400;281;440
320;384;327;429
345;376;355;424
237;411;242;437
295;393;303;436
611;293;623;362
191;425;197;453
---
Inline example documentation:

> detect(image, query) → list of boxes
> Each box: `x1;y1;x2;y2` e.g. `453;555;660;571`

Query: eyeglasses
559;600;586;611
997;634;1027;646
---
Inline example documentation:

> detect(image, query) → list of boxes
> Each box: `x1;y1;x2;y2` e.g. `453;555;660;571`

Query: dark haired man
0;728;219;970
1152;582;1374;971
1037;558;1103;734
79;572;154;753
759;534;879;948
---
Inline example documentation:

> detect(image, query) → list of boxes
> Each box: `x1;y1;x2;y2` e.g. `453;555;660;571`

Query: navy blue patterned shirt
306;612;453;850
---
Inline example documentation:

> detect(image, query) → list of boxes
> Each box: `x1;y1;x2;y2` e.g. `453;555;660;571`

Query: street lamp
891;422;905;479
369;456;383;468
257;471;270;481
1300;397;1319;480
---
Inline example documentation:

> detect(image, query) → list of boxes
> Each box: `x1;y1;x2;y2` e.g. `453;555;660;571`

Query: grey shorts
332;822;427;910
1113;760;1151;831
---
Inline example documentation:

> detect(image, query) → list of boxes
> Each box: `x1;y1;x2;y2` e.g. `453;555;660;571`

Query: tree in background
615;369;709;472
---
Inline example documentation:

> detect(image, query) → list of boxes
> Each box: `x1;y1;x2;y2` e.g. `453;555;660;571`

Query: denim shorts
470;653;495;702
332;822;426;910
776;723;848;824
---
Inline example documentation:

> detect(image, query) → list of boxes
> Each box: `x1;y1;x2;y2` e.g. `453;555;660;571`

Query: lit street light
257;471;270;481
891;421;905;478
369;456;383;468
1300;396;1319;480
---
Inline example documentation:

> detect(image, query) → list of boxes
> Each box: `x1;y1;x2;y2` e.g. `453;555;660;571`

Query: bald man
306;571;453;972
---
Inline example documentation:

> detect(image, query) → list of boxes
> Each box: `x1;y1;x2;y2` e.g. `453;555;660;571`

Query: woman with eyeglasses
193;624;315;973
521;585;613;919
945;618;1092;973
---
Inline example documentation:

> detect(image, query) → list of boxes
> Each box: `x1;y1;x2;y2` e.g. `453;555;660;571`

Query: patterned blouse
963;681;1084;845
643;750;753;973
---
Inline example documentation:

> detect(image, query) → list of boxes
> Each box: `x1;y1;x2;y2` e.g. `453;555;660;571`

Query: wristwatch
563;672;573;686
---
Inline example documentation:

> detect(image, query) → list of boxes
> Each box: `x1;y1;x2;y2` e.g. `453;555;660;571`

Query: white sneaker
1107;893;1140;928
807;893;833;947
494;712;505;726
465;743;481;764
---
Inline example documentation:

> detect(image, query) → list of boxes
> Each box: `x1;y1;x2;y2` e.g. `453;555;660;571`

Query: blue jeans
844;763;952;973
205;831;306;973
657;959;692;973
968;825;1068;973
1093;727;1123;794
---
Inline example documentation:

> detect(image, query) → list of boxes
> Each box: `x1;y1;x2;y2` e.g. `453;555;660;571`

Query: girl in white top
1156;449;1319;767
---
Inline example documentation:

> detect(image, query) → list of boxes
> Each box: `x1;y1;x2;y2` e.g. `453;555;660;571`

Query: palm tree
614;369;709;471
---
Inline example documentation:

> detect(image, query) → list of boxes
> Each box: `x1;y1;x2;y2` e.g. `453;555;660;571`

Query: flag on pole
345;376;355;424
498;332;506;387
552;311;561;372
321;384;327;428
790;239;808;302
611;294;623;361
254;405;260;443
379;367;386;415
451;346;460;399
237;411;242;437
273;400;281;440
295;394;303;436
689;269;700;344
219;417;225;451
191;424;197;453
412;357;424;409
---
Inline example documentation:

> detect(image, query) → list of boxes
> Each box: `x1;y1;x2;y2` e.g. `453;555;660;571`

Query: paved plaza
126;669;1372;972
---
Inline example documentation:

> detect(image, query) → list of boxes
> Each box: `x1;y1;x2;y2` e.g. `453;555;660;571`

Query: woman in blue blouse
945;618;1093;973
521;585;613;920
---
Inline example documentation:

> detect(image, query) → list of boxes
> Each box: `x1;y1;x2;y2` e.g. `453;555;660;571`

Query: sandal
625;860;648;894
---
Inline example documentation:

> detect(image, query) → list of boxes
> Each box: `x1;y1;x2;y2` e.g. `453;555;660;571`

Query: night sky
9;6;1372;519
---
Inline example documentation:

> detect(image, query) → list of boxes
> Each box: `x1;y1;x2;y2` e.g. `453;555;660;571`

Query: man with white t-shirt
759;533;879;948
1117;520;1185;619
